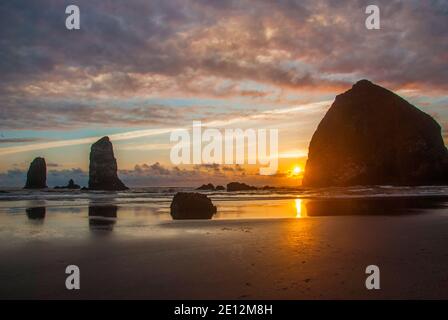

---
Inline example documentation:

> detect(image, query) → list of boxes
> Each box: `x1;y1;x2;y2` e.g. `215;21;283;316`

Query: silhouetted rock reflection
303;196;448;217
88;205;117;231
26;207;46;220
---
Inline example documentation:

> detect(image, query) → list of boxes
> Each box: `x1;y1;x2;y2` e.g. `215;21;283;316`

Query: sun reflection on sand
295;199;307;218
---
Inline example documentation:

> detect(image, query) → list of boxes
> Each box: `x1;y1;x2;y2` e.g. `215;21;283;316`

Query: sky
1;0;447;187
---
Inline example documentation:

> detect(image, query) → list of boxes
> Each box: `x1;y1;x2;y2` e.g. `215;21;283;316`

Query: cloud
0;138;47;144
0;0;447;131
118;162;253;186
0;100;329;155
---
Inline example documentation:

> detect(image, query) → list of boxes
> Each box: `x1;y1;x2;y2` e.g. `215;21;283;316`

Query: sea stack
24;157;47;189
88;136;128;191
303;80;448;187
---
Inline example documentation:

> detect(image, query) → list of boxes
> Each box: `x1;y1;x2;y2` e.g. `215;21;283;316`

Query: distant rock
24;157;47;189
170;192;217;219
54;179;80;190
196;183;215;191
303;80;448;187
226;182;257;192
215;185;225;191
262;185;276;190
88;136;128;191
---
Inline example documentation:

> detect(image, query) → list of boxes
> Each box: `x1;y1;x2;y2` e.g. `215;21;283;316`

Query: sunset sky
1;0;447;187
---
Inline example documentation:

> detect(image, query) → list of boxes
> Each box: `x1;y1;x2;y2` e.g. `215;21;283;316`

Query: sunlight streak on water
295;199;303;218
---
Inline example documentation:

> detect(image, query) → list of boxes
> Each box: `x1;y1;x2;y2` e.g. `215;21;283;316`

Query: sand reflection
88;205;118;232
26;207;46;221
295;199;307;218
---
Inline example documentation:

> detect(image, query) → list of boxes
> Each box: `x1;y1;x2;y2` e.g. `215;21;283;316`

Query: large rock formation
303;80;448;187
88;136;128;191
24;157;47;189
170;192;217;219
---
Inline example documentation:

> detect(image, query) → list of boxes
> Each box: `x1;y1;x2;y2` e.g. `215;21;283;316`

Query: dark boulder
226;182;257;192
170;192;217;220
55;179;80;189
24;157;47;189
88;136;128;191
215;185;225;191
196;183;215;190
303;80;448;187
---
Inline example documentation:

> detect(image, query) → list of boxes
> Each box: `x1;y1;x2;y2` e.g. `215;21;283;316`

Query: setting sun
288;165;303;179
293;166;302;175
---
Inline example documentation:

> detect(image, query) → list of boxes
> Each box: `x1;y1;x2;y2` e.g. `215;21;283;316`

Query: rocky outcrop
196;183;215;191
88;136;128;191
170;192;217;219
24;157;47;189
303;80;448;187
226;182;257;192
215;185;225;191
55;179;80;189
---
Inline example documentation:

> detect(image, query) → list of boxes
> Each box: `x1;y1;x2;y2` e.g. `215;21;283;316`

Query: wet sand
1;213;448;299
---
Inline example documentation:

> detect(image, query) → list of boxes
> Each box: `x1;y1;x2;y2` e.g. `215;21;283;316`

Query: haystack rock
303;80;448;187
24;157;47;189
88;136;128;191
170;192;217;219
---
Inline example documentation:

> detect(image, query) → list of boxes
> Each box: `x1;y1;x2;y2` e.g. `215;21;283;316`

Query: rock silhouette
226;182;257;191
55;179;80;189
196;183;215;191
24;157;47;189
88;136;128;191
215;185;225;191
303;80;448;187
170;192;217;219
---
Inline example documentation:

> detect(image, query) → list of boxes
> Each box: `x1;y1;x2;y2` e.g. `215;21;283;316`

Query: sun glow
293;166;302;175
288;165;303;178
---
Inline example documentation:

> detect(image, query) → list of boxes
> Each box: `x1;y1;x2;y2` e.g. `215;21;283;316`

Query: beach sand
1;211;448;299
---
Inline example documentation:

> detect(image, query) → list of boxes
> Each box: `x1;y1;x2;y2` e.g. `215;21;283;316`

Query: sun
293;166;302;175
288;165;303;178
